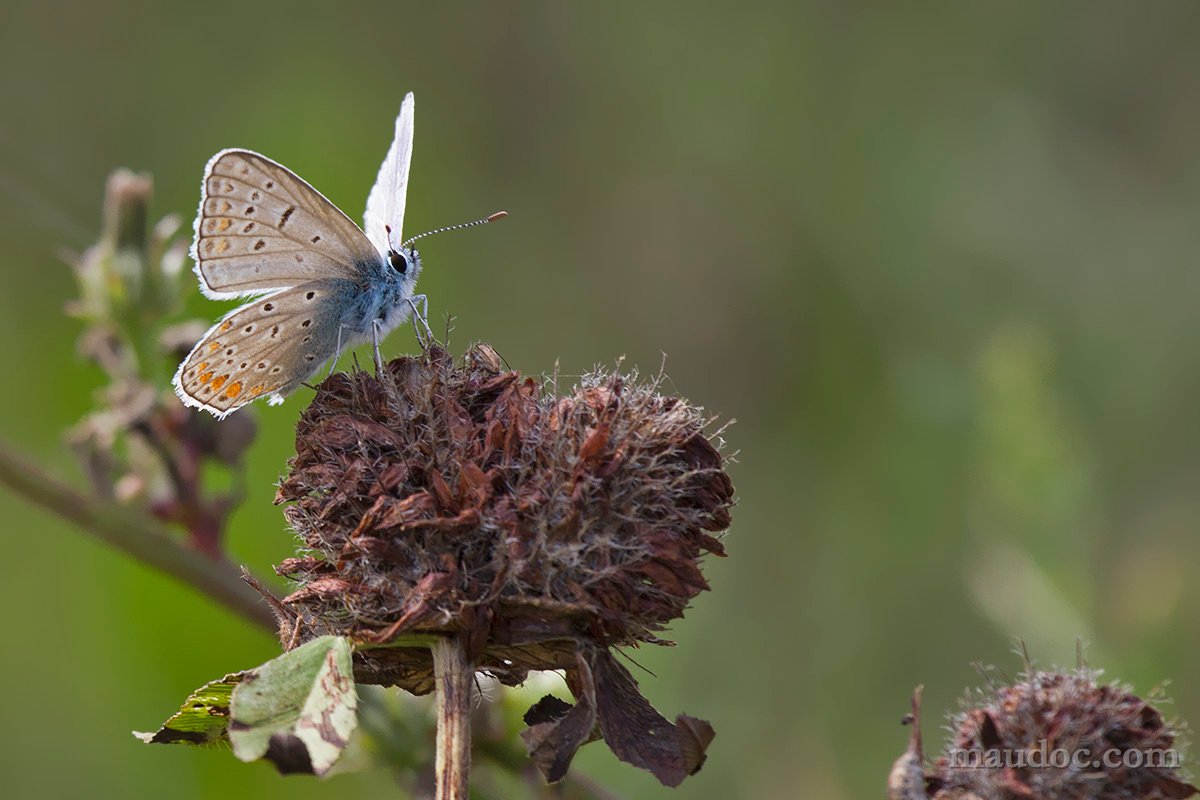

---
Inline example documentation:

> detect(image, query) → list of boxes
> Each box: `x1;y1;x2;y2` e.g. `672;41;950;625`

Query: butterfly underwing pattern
173;93;423;418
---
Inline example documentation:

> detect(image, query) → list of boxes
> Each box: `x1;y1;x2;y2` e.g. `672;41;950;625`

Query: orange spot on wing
217;218;232;232
197;361;208;372
224;381;243;399
208;341;221;352
216;238;230;254
210;375;228;390
199;371;214;384
220;320;233;332
247;383;267;398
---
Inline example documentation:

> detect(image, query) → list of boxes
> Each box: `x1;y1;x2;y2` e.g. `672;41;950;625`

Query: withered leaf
523;694;574;726
675;714;717;774
520;658;601;783
588;648;714;787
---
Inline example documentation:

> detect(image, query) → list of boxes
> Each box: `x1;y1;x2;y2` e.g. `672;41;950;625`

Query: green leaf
228;635;358;776
134;673;243;747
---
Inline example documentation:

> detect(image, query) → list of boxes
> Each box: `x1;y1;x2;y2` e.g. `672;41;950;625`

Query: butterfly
172;92;504;418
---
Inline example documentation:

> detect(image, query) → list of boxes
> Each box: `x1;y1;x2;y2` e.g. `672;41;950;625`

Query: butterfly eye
388;250;408;275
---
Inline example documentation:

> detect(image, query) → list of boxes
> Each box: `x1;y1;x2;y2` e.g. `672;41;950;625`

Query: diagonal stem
0;440;276;631
431;636;473;800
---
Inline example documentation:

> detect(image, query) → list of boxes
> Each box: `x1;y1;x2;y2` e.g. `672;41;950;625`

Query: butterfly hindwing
172;279;353;417
194;150;382;298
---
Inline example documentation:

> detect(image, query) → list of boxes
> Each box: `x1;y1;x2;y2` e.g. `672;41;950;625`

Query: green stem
0;440;276;631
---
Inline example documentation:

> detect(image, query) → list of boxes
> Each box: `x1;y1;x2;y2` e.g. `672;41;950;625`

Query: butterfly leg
372;318;384;374
328;324;348;377
407;294;434;347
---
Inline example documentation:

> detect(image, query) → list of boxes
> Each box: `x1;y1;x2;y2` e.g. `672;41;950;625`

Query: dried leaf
228;635;357;776
589;648;713;786
520;658;600;783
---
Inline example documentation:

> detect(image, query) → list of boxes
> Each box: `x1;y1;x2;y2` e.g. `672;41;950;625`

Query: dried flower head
67;169;254;558
890;669;1197;800
274;344;733;785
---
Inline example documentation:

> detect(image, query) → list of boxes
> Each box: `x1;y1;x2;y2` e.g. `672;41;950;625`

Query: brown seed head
897;669;1197;800
275;344;733;693
273;344;731;784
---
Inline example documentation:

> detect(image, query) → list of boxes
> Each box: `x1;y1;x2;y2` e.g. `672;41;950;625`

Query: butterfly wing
172;279;355;417
363;92;415;256
194;150;382;298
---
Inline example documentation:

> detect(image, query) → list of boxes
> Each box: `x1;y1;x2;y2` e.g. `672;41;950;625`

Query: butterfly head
386;246;421;285
382;221;421;288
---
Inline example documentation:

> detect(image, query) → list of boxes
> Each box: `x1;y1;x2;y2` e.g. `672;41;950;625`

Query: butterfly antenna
401;211;507;248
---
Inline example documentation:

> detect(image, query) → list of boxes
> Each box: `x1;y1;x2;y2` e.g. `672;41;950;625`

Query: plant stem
0;440;276;631
431;636;472;800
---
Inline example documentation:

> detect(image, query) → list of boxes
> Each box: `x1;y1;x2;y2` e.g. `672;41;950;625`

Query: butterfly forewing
363;93;414;255
195;150;382;297
173;279;352;417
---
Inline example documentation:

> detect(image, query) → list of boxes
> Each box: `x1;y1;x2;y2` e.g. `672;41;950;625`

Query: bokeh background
2;2;1200;798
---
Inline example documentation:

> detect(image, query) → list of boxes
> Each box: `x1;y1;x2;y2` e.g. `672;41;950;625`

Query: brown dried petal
365;570;459;644
427;469;458;513
275;557;331;577
282;577;367;604
375;491;436;529
576;423;610;468
457;461;493;507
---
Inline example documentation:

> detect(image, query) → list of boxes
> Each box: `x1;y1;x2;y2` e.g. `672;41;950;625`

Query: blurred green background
3;1;1200;797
